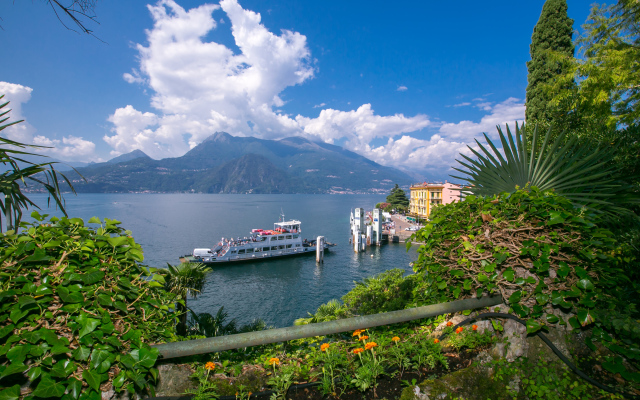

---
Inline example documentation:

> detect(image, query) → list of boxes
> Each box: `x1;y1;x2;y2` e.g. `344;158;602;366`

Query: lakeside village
351;181;465;250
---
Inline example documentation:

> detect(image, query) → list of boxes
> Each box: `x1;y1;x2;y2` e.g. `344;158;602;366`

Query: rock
399;366;509;400
503;318;528;362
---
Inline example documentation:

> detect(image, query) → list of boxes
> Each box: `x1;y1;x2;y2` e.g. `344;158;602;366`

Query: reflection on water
25;193;418;327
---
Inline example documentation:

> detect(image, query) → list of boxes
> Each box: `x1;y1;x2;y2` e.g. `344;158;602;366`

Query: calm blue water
24;194;418;327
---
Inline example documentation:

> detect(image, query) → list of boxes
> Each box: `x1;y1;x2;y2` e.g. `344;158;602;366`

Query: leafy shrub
0;213;174;399
410;188;630;334
341;269;416;316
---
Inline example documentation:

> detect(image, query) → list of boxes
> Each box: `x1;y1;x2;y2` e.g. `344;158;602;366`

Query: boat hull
180;244;334;265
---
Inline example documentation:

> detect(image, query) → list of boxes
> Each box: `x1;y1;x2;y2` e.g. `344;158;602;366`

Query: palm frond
453;122;638;219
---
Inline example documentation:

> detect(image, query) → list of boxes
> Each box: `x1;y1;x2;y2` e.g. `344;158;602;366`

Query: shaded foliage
0;214;174;398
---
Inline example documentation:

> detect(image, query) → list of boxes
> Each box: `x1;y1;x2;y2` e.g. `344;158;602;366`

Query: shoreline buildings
409;181;464;220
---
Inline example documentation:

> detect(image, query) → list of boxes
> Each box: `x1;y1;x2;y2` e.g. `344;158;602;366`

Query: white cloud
357;98;525;174
451;102;471;108
0;82;98;162
0;81;36;143
107;0;525;176
397;85;408;92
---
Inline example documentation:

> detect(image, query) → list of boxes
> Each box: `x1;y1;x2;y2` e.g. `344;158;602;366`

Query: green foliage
386;184;410;212
294;299;347;325
410;188;631;334
452;123;639;219
445;329;494;352
162;262;211;336
525;0;575;125
341;269;417;316
0;96;79;231
493;357;624;399
188;306;269;337
0;212;174;398
185;364;219;400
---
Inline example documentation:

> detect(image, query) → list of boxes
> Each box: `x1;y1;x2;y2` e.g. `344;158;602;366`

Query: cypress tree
525;0;575;124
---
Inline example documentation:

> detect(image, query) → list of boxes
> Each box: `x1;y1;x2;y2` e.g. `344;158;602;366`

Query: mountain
66;133;414;193
106;149;150;164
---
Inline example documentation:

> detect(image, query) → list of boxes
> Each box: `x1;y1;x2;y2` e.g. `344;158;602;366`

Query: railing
152;295;503;359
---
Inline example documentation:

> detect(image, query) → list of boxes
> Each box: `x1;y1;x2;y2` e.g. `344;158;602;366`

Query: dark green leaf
577;309;595;326
508;291;522;304
576;279;594;291
502;269;514;282
32;375;66;397
545;314;559;324
72;346;91;361
82;369;104;392
81;269;105;286
67;378;83;400
0;385;20;400
526;319;543;334
138;347;159;369
0;363;27;379
57;286;84;304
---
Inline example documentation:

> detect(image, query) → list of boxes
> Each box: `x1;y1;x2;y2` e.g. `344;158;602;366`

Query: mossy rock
399;366;512;400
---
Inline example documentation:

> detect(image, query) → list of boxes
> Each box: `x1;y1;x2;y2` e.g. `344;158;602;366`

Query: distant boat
180;213;335;265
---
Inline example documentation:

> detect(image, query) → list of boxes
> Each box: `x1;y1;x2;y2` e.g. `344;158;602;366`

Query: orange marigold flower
391;336;400;342
455;326;464;334
320;343;330;352
269;357;280;366
359;335;369;341
353;329;365;336
352;348;364;355
433;338;440;344
364;342;378;350
446;321;453;327
472;324;478;331
205;362;215;371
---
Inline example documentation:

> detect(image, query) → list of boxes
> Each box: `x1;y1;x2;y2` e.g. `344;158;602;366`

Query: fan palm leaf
163;262;212;336
452;123;639;218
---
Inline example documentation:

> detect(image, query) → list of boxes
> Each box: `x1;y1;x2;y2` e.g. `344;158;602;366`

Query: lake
24;193;419;327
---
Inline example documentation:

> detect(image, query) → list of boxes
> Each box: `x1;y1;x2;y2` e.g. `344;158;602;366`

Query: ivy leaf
56;286;84;304
557;262;570;278
107;236;128;248
0;363;27;379
547;211;565;225
67;378;83;400
577;279;594;291
0;385;20;400
502;269;514;282
27;366;42;381
113;371;126;388
82;369;104;392
77;317;100;338
477;273;488;283
526;319;543;334
22;330;42;344
81;269;105;286
138;347;159;369
545;314;559;324
72;346;91;361
31;375;67;398
575;267;588;280
9;308;29;324
87;217;102;224
568;316;581;329
577;309;595;327
536;293;549;305
436;281;447;290
90;348;112;374
0;324;14;339
508;291;522;304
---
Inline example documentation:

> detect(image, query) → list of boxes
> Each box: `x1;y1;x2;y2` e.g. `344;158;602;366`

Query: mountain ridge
68;132;414;193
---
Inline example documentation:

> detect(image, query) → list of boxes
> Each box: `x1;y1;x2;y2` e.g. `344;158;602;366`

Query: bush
341;269;416;316
0;213;174;399
410;187;630;334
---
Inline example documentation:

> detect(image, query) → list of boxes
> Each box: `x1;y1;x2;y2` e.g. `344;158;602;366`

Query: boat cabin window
295;244;300;247
237;249;245;254
254;247;261;253
286;244;292;249
278;245;285;250
293;235;299;239
278;236;285;240
246;248;253;253
271;246;278;251
286;235;292;240
230;250;237;254
259;237;267;242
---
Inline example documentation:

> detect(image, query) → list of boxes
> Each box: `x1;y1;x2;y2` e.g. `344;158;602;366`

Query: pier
350;208;422;251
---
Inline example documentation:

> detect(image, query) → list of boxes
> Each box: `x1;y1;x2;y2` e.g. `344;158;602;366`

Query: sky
1;0;593;179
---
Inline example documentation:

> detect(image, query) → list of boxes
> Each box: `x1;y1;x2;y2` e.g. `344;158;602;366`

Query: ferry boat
180;215;335;264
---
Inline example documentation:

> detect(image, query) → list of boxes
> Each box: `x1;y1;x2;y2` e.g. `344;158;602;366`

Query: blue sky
1;1;592;178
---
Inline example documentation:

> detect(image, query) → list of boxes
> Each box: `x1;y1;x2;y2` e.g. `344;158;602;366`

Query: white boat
180;214;334;264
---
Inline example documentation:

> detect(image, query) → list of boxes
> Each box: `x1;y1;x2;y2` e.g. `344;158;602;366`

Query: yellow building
409;182;462;219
